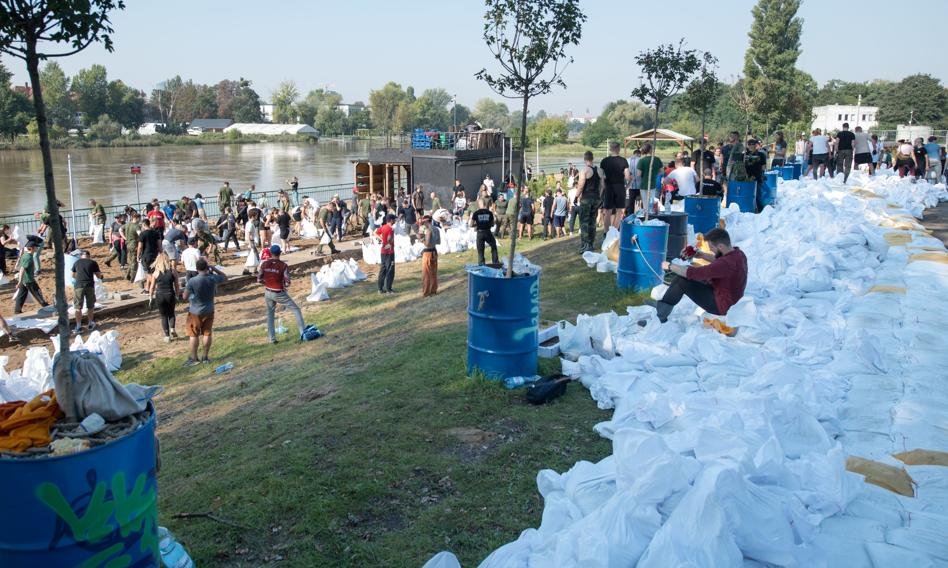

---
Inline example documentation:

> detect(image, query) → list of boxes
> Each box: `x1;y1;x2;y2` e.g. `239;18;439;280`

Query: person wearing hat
743;138;768;212
13;241;50;314
257;244;307;344
71;249;103;333
376;213;397;294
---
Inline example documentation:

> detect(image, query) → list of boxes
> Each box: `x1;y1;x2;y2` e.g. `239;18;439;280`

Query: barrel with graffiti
0;404;159;567
467;269;540;380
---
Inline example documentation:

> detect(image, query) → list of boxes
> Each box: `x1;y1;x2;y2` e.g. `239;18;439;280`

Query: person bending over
654;228;747;323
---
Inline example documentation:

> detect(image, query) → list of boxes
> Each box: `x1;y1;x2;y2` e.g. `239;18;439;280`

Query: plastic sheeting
426;171;948;567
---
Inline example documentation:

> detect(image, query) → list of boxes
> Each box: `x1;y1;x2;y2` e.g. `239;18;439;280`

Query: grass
118;235;647;567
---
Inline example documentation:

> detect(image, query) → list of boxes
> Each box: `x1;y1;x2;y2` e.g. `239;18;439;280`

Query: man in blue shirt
924;136;943;182
182;259;228;366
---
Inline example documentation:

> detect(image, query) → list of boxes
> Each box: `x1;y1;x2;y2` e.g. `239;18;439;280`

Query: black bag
525;376;569;405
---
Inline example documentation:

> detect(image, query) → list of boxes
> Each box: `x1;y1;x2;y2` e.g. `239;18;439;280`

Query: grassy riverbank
118;235;647;566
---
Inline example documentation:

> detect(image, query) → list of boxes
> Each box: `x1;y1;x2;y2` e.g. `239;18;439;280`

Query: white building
137;122;165;136
224;123;319;137
811;104;878;133
336;102;366;117
259;103;274;123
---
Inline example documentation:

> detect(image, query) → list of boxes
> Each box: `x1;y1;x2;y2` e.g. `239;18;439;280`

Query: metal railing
0;182;357;237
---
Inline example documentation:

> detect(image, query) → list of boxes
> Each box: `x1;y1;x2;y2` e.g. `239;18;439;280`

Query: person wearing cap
419;215;439;297
71;249;103;333
257;244;306;344
13;241;50;314
376;213;397;294
742;138;768;212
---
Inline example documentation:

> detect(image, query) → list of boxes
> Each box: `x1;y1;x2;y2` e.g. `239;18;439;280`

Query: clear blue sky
7;0;947;117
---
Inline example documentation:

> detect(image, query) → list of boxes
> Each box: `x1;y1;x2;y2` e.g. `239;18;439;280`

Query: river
0;140;373;216
0;140;584;217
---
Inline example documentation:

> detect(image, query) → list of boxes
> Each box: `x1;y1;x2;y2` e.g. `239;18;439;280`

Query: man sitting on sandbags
653;228;747;323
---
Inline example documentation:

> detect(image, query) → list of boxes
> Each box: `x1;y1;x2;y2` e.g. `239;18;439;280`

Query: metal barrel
761;171;779;208
467;270;539;379
792;162;803;179
684;196;720;235
0;404;159;567
781;165;795;181
617;218;668;291
726;180;757;213
655;211;688;260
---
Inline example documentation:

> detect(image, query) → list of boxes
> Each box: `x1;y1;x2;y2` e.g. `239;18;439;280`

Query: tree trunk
700;107;707;182
25;41;75;421
506;95;529;278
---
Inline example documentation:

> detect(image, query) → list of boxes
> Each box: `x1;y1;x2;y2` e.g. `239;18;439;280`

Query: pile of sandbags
307;259;367;302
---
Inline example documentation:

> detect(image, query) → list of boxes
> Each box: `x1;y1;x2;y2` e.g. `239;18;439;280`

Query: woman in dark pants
147;252;181;343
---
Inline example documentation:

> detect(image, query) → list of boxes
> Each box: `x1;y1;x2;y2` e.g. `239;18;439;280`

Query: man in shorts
71;249;102;334
552;188;568;238
600;141;631;229
834;123;856;182
517;186;535;240
853;126;874;175
182;258;228;366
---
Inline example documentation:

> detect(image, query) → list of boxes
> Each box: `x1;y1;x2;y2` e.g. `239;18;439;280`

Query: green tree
151;75;184;126
271;80;299;124
743;0;813;130
39;61;72;128
476;0;586;276
88;113;122;141
877;74;948;129
71;63;109;125
106;79;144;127
631;39;701;219
579;117;619;147
680;52;719;159
411;88;452;130
527;116;568;145
347;107;372;131
368;81;411;133
472;97;511;130
601;99;652;136
215;78;262;122
0;61;32;139
0;0;125;419
453;103;472;127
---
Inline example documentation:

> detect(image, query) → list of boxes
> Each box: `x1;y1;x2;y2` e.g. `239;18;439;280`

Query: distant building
187;118;234;135
12;83;31;98
896;124;932;142
137;122;165;136
337;102;367;117
811;104;878;133
259;103;274;123
564;110;594;125
224;123;319;137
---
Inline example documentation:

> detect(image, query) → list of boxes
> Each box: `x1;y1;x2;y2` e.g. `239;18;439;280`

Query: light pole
452;94;457;132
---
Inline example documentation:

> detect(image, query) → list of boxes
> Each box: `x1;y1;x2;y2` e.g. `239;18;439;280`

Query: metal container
761;171;778;208
467;269;539;379
655;211;688;260
0;405;159;567
684;196;721;236
781;164;795;181
726;180;757;213
617;218;668;291
792;162;803;179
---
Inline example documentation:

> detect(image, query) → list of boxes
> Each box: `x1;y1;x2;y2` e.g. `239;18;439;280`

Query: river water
0;141;373;216
0;140;583;217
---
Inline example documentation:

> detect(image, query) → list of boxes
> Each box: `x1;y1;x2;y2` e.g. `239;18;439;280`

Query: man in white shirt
807;128;830;179
181;237;202;282
483;174;494;197
794;134;807;164
627;149;642;214
566;183;579;236
667;159;699;197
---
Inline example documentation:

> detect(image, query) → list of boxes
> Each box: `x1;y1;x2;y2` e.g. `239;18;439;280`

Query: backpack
431;225;441;246
301;324;323;341
525;376;570;405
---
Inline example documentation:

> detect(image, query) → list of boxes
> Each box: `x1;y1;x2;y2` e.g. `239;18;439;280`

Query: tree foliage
412;88;453;130
39;61;73;128
742;0;813;129
580;117;619;147
473;97;511;130
106;79;145;127
877;74;948;129
88;112;122;141
71;63;108;125
527;116;568;145
0;61;33;138
368;81;412;133
271;80;299;124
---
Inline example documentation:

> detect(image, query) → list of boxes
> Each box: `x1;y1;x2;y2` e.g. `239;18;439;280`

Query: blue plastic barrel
0;404;159;567
726;180;757;213
781;165;794;181
467;269;539;379
684;196;720;235
760;172;778;208
617;218;668;291
792;162;803;179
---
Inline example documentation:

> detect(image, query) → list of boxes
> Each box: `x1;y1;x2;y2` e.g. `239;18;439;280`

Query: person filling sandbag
654;228;747;323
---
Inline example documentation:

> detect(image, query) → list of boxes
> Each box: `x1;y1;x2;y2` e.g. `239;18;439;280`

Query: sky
6;0;948;118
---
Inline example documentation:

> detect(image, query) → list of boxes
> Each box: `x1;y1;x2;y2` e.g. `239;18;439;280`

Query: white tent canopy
624;128;695;149
224;123;319;137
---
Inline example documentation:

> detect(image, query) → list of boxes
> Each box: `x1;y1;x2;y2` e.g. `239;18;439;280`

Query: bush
580;118;619;147
88;114;123;143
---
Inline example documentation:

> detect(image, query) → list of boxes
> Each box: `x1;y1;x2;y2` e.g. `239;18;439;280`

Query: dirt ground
0;232;371;370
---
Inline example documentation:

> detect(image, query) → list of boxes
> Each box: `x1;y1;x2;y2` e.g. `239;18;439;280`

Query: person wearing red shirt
376;213;396;294
145;203;166;240
257;245;306;343
655;228;747;323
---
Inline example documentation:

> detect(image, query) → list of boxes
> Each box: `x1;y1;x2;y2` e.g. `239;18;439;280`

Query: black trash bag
525;376;569;405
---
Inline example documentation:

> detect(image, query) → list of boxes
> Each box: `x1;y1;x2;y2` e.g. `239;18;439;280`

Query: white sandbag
421;551;461;568
346;258;367;281
20;347;53;396
133;261;146;283
244;249;259;268
306;274;330;302
92;223;105;244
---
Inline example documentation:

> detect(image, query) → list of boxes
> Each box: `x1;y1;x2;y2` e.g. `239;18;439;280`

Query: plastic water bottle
275;316;288;335
503;375;539;389
158;526;194;568
214;362;234;374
